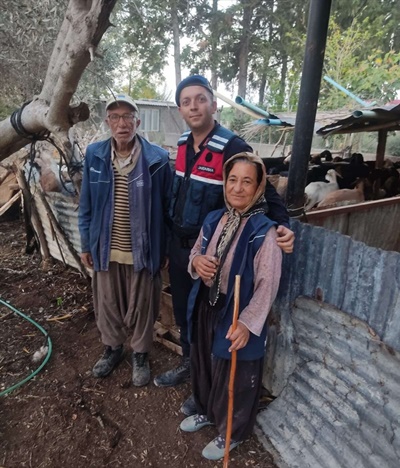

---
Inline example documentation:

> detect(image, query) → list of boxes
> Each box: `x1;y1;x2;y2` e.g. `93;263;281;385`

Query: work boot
132;352;150;387
92;345;124;378
153;356;190;387
180;394;197;416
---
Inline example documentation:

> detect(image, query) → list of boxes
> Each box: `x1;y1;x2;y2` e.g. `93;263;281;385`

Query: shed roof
134;99;177;108
317;100;400;136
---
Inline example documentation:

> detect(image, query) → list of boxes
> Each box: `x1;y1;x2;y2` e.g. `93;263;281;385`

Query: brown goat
317;180;365;208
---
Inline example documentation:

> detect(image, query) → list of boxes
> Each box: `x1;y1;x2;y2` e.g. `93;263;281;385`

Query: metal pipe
353;110;377;118
323;76;376;107
254;118;284;126
234;96;271;118
352;110;391;119
286;0;333;215
213;90;263;119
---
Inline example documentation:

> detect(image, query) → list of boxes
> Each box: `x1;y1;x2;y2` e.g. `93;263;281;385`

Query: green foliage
1;0;399;130
0;0;67;107
322;16;400;109
387;133;400;157
230;113;252;133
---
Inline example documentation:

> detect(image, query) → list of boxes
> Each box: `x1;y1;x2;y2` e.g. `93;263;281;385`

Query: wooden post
376;129;387;169
223;275;241;468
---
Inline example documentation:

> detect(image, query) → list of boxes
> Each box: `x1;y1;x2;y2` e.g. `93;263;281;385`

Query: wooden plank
154;321;182;355
160;286;175;327
0;191;20;216
306;195;400;220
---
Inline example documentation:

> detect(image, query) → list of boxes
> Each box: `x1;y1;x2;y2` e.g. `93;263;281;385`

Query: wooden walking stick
223;274;241;468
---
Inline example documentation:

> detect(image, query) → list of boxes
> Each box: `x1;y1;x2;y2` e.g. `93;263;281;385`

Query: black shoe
153;357;190;387
132;352;150;387
92;345;124;378
180;393;197;416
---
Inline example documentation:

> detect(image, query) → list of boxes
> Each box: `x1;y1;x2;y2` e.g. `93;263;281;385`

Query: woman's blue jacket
187;208;276;360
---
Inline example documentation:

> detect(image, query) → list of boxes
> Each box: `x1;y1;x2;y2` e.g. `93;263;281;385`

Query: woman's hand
192;255;219;282
226;321;250;352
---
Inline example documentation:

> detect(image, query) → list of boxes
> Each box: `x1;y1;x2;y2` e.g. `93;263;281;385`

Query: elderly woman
179;152;283;460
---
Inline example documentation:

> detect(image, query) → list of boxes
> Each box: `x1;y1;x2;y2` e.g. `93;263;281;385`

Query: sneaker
92;345;124;378
180;394;197;416
153;356;190;387
132;352;150;387
180;414;213;432
202;435;241;461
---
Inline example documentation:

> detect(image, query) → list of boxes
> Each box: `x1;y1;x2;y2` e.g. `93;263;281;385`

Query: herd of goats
263;150;400;211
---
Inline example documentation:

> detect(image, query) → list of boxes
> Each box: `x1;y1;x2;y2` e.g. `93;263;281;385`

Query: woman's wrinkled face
225;161;259;212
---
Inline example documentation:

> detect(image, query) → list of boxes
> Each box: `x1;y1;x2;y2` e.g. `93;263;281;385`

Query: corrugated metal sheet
100;98;177;108
306;197;400;252
259;220;400;467
131;99;177;108
30;185;83;272
264;220;400;396
257;297;400;468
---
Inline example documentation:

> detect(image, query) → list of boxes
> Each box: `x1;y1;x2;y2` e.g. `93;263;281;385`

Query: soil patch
0;217;276;467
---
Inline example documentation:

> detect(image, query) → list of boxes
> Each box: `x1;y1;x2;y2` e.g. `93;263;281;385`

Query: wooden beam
0;191;20;216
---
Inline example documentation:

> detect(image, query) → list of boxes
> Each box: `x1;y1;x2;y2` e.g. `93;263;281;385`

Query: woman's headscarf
209;152;269;305
223;152;267;213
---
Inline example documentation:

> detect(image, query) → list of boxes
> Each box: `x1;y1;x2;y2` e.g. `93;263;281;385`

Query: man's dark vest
170;126;236;237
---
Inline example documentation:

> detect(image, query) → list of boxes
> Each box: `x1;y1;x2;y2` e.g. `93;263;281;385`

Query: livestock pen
7;147;400;468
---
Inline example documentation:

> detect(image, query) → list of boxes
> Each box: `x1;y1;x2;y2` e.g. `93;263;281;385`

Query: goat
317;180;365;208
304;169;339;211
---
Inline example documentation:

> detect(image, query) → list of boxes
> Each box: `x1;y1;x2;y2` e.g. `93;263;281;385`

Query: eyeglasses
107;113;136;123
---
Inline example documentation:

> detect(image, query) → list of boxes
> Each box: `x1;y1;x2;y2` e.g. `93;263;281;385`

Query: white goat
304;169;339;211
317;180;364;208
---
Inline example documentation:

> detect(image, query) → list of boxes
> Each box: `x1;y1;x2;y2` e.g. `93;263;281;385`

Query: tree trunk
210;0;219;90
258;73;267;105
0;0;118;163
237;1;255;99
279;53;288;109
170;1;182;87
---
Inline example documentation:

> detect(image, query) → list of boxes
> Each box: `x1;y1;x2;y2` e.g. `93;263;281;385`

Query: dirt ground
0;215;277;468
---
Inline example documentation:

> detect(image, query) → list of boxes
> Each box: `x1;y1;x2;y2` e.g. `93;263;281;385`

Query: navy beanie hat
175;75;214;106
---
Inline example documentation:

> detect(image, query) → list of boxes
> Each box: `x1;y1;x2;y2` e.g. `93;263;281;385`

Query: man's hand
192;255;219;282
276;225;295;254
80;252;93;269
226;321;250;352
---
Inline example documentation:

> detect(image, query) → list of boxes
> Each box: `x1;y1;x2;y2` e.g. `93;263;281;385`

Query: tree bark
170;1;182;87
210;0;219;90
237;0;258;99
0;0;118;163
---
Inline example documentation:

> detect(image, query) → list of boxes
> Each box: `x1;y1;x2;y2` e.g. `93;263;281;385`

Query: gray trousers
93;262;161;353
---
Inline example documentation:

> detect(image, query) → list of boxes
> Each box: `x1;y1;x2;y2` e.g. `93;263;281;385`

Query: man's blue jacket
78;136;172;274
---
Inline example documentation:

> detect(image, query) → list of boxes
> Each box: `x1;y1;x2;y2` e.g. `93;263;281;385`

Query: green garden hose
0;296;52;396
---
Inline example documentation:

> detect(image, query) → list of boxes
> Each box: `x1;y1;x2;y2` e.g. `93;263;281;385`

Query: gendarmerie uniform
169;122;289;358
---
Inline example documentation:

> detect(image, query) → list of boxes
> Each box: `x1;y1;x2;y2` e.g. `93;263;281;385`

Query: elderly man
79;94;172;386
153;76;294;404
